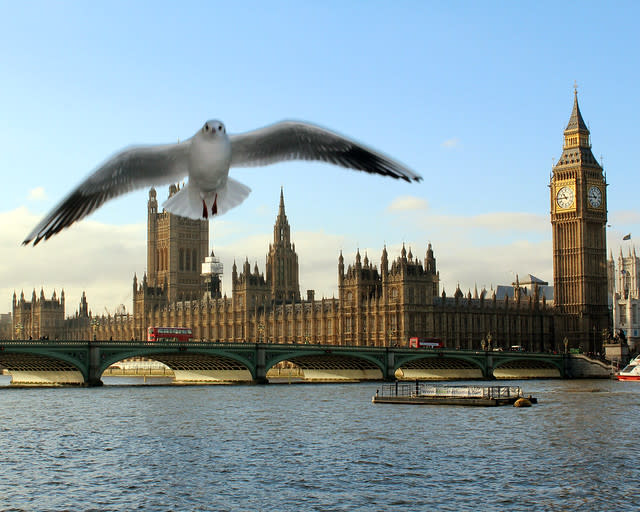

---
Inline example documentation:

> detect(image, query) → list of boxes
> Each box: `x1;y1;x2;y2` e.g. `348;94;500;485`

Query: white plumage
23;119;422;246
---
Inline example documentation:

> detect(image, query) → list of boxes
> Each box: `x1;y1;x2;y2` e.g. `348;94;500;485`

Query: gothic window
345;317;352;333
192;250;197;272
185;249;191;271
347;291;353;302
327;319;332;332
391;288;398;300
179;249;184;271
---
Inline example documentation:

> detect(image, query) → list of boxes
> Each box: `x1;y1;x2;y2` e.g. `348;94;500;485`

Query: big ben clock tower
550;89;609;351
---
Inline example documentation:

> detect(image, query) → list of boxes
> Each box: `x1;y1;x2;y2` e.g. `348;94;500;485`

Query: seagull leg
212;194;218;216
202;199;208;219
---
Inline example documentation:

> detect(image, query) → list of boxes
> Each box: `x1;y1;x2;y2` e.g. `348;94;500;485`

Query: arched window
192;250;197;272
179;249;184;271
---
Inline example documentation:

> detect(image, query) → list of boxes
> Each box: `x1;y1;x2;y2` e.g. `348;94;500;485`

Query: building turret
425;243;436;273
265;188;300;303
381;246;388;280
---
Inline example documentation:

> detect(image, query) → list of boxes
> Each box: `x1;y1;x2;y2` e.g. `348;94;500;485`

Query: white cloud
441;137;461;149
0;207;145;316
28;187;47;201
387;195;429;212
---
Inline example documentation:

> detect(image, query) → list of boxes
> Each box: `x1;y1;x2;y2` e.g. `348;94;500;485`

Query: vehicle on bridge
147;327;193;343
409;337;443;349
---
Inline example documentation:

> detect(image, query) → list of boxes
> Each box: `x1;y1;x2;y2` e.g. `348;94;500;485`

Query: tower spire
278;186;286;219
565;87;589;134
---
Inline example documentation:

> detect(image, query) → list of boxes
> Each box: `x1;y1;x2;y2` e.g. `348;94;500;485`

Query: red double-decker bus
147;326;193;342
409;337;443;349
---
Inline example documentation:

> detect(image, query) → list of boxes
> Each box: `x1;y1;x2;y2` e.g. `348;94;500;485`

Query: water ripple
0;380;639;511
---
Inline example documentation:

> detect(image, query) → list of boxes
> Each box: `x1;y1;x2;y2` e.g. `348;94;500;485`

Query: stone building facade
550;90;610;351
609;247;640;350
85;186;554;351
10;92;610;352
12;289;66;339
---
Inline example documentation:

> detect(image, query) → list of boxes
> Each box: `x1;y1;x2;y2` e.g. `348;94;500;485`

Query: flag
623;233;631;240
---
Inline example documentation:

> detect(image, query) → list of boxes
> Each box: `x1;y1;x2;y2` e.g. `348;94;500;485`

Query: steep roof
565;89;589;133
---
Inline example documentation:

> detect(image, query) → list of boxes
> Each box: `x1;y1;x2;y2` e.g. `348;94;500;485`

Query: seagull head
200;120;226;139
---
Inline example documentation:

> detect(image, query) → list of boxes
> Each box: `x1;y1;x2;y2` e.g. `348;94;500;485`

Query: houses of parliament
11;93;612;352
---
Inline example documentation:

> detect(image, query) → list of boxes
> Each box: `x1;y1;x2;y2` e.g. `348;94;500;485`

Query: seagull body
23;120;422;246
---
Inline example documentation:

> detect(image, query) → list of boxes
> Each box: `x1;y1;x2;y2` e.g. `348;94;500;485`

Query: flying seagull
23;120;422;246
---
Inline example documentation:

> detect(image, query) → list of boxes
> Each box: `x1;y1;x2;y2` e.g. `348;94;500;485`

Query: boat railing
377;382;523;400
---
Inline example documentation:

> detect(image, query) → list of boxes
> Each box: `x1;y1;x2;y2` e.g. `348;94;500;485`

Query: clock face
588;186;602;208
556;186;575;209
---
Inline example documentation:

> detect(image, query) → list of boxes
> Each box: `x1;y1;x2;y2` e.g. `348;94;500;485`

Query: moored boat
617;356;640;381
372;382;537;407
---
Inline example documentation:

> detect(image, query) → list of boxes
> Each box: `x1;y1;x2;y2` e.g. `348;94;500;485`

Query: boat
617;355;640;381
372;382;537;407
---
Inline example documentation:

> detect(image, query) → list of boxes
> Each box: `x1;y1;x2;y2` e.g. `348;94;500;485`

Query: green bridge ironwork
0;340;570;386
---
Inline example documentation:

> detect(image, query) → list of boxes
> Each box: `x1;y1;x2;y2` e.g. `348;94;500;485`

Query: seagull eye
204;124;209;132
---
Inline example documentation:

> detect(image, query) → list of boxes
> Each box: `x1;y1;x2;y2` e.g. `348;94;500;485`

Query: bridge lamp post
388;328;397;347
15;322;24;340
487;332;492;351
91;318;100;341
563;336;569;354
258;323;265;344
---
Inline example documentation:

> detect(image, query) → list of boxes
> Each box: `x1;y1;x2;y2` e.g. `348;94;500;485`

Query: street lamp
258;322;265;344
15;322;24;340
91;318;100;341
388;328;397;347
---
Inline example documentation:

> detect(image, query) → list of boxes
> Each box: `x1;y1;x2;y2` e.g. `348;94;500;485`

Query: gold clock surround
554;181;576;212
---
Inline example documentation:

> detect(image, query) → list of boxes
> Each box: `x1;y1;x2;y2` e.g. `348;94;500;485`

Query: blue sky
1;2;639;315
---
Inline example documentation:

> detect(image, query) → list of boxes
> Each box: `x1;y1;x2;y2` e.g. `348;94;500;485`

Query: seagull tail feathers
162;178;251;219
215;177;252;216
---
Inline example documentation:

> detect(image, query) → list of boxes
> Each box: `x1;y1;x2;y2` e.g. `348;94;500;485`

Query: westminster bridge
0;340;610;386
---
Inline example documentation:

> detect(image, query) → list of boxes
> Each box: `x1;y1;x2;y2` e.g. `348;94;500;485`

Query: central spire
565;87;589;133
278;186;285;218
274;186;290;245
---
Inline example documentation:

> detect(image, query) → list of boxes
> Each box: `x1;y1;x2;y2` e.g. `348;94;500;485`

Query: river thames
0;378;638;511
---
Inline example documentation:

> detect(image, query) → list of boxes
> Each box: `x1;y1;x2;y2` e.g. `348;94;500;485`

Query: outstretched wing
229;120;422;182
23;141;191;246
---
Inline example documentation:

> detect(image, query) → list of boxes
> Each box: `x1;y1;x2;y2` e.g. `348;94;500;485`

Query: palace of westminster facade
12;93;621;352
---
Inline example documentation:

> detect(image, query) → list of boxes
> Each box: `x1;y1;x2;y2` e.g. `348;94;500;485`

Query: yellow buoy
514;397;532;407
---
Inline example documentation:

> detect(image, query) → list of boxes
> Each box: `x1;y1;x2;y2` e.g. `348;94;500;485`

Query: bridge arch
0;347;87;385
393;352;485;380
98;347;256;383
491;356;563;379
265;348;385;382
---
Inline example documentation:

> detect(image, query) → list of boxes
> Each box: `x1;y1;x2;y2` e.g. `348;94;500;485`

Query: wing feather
24;141;191;246
229;121;421;182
